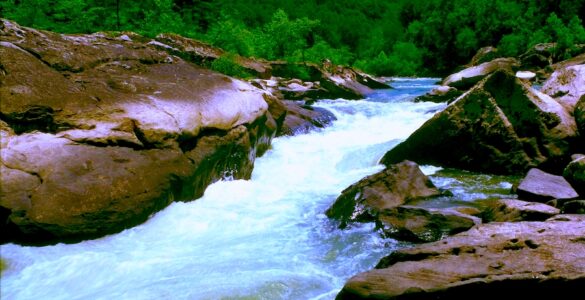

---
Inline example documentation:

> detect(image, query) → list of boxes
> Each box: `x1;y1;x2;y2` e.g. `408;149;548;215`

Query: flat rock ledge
337;215;585;299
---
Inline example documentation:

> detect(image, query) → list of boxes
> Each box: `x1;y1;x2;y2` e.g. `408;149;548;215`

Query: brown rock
382;70;577;174
337;215;585;299
441;58;519;90
517;168;579;202
326;161;441;227
279;102;336;136
482;199;560;222
377;206;480;243
0;20;275;243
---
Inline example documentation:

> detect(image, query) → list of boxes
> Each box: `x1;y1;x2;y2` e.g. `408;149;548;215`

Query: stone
563;156;585;196
482;199;559;222
326;161;441;227
0;20;276;243
377;206;480;243
279;102;336;136
382;70;577;174
337;215;585;299
414;85;463;103
542;64;585;111
441;58;519;90
517;168;579;202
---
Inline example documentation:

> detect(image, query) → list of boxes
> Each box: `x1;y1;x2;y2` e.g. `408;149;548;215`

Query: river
0;79;516;300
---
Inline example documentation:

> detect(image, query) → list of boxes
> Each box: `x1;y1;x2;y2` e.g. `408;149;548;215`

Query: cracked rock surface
0;19;276;244
337;215;585;299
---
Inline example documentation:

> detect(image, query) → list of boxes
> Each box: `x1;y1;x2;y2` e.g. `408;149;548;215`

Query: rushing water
0;79;516;300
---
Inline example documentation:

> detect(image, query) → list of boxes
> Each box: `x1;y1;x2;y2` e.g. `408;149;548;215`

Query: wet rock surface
377;206;480;243
326;161;442;227
337;215;585;299
482;199;560;222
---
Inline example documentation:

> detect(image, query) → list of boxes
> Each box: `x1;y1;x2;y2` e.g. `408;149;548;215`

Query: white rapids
1;79;450;300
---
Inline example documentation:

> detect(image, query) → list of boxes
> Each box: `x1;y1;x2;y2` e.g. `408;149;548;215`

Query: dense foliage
1;0;584;76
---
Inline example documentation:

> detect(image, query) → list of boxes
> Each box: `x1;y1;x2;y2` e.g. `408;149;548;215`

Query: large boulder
280;102;336;136
482;199;559;222
563;156;585;196
382;70;577;174
517;168;579;202
325;161;441;227
0;20;276;243
441;58;519;90
377;206;480;243
337;215;585;299
542;64;585;111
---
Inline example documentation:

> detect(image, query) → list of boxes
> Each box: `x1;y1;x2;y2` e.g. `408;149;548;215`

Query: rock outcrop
377;206;480;243
0;20;277;243
154;33;272;78
482;199;559;222
542;64;585;111
270;61;390;100
382;70;577;174
441;58;519;90
326;161;441;227
517;168;579;202
337;215;585;299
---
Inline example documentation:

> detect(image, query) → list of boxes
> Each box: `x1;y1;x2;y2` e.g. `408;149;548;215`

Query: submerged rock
0;19;276;244
517;168;579;202
482;199;559;222
337;215;585;299
441;58;519;90
377;206;480;243
326;161;441;227
382;70;577;174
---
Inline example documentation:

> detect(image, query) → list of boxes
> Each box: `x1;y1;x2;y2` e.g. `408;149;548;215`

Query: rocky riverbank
332;47;585;298
0;19;386;244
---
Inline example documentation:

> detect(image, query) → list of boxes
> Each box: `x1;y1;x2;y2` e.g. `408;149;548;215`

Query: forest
1;0;585;76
